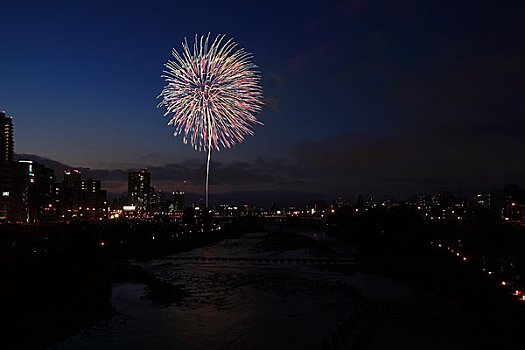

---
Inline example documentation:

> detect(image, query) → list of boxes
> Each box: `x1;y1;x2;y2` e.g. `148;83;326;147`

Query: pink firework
158;33;263;206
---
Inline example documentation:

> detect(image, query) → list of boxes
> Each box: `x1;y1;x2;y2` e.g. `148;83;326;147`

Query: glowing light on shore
158;33;264;207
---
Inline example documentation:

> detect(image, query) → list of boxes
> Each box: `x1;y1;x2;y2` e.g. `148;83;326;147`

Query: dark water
57;232;469;349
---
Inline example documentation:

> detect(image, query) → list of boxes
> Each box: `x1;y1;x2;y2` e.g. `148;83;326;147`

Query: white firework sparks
158;33;263;207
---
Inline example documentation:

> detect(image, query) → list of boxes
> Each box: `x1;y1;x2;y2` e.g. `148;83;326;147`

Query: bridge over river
156;255;357;265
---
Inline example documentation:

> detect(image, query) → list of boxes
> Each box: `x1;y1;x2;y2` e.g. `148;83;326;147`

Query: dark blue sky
1;0;524;203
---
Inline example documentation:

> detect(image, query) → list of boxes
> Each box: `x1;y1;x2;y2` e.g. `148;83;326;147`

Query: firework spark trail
158;33;263;207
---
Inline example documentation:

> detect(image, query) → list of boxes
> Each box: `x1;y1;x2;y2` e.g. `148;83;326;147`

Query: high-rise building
128;169;150;212
149;187;167;214
1;111;14;163
11;160;56;223
60;169;82;220
474;192;492;208
0;111;14;220
79;179;107;221
58;170;107;222
472;191;498;221
502;184;525;222
410;191;466;221
173;190;184;210
64;169;81;188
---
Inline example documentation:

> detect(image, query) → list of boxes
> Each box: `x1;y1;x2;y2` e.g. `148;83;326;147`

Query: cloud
263;97;283;115
137;152;163;161
264;73;287;87
291;124;525;197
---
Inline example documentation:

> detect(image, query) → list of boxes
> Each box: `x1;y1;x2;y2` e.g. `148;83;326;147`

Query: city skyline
11;147;525;208
1;0;524;202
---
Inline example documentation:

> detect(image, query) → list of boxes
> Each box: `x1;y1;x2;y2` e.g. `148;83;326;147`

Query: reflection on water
57;232;427;349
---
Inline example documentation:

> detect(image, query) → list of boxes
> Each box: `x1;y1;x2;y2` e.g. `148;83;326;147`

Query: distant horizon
13;152;520;207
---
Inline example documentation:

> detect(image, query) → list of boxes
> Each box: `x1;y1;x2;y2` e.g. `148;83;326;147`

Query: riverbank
330;223;525;349
352;246;525;349
0;218;262;349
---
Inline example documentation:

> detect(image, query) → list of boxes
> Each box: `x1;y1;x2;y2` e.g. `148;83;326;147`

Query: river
56;231;471;349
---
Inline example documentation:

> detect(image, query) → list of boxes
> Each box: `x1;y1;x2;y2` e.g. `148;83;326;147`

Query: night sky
1;0;524;204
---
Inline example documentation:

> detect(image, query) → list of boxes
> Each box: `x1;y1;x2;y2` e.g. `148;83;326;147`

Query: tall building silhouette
64;169;81;188
11;160;56;223
173;190;184;210
0;111;14;220
1;111;14;162
502;184;525;221
149;187;167;214
79;179;107;221
128;169;150;212
58;170;107;221
60;169;82;220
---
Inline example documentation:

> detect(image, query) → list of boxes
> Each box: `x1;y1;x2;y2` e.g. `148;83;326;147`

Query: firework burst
158;33;263;206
